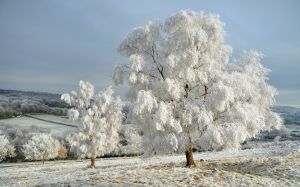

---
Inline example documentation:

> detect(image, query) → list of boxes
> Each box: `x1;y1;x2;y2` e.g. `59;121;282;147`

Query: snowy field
0;114;77;136
0;140;299;186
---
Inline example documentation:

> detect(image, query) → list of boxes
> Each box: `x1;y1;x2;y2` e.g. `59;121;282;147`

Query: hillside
0;89;68;119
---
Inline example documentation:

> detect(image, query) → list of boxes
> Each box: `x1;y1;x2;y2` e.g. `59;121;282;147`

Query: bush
0;131;15;162
22;133;61;163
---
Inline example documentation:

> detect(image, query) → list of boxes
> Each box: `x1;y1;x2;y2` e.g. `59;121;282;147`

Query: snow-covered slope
0;114;77;137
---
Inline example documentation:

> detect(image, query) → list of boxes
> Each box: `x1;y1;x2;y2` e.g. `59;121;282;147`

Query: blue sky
0;0;299;106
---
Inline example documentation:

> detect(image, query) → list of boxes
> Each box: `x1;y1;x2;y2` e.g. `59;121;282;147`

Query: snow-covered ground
0;140;299;186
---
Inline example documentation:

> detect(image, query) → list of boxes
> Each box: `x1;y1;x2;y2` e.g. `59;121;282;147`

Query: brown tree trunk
90;157;96;168
185;147;196;167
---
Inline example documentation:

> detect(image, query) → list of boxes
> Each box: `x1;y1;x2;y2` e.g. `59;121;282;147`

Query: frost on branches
0;131;15;162
22;133;61;163
114;10;283;167
61;81;124;168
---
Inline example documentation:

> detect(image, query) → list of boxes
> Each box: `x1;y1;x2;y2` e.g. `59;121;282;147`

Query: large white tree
114;10;282;167
61;81;124;168
22;133;61;163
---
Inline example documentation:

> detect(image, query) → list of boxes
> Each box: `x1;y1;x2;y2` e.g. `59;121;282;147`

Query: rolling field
0;114;77;137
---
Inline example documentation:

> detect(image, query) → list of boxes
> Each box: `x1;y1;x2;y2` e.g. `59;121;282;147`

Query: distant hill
0;89;69;119
272;106;300;125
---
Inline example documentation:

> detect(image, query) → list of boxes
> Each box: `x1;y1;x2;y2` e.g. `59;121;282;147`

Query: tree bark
185;147;196;167
90;157;96;168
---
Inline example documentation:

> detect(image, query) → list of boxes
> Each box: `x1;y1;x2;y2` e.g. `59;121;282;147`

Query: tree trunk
185;147;196;167
90;157;96;168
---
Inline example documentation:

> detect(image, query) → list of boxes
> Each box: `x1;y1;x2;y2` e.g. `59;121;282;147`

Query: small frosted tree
22;133;61;163
114;10;282;167
61;81;124;168
0;132;15;162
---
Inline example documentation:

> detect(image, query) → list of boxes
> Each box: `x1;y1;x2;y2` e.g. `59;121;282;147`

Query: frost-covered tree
0;131;15;162
22;133;61;163
61;81;124;168
114;10;282;167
